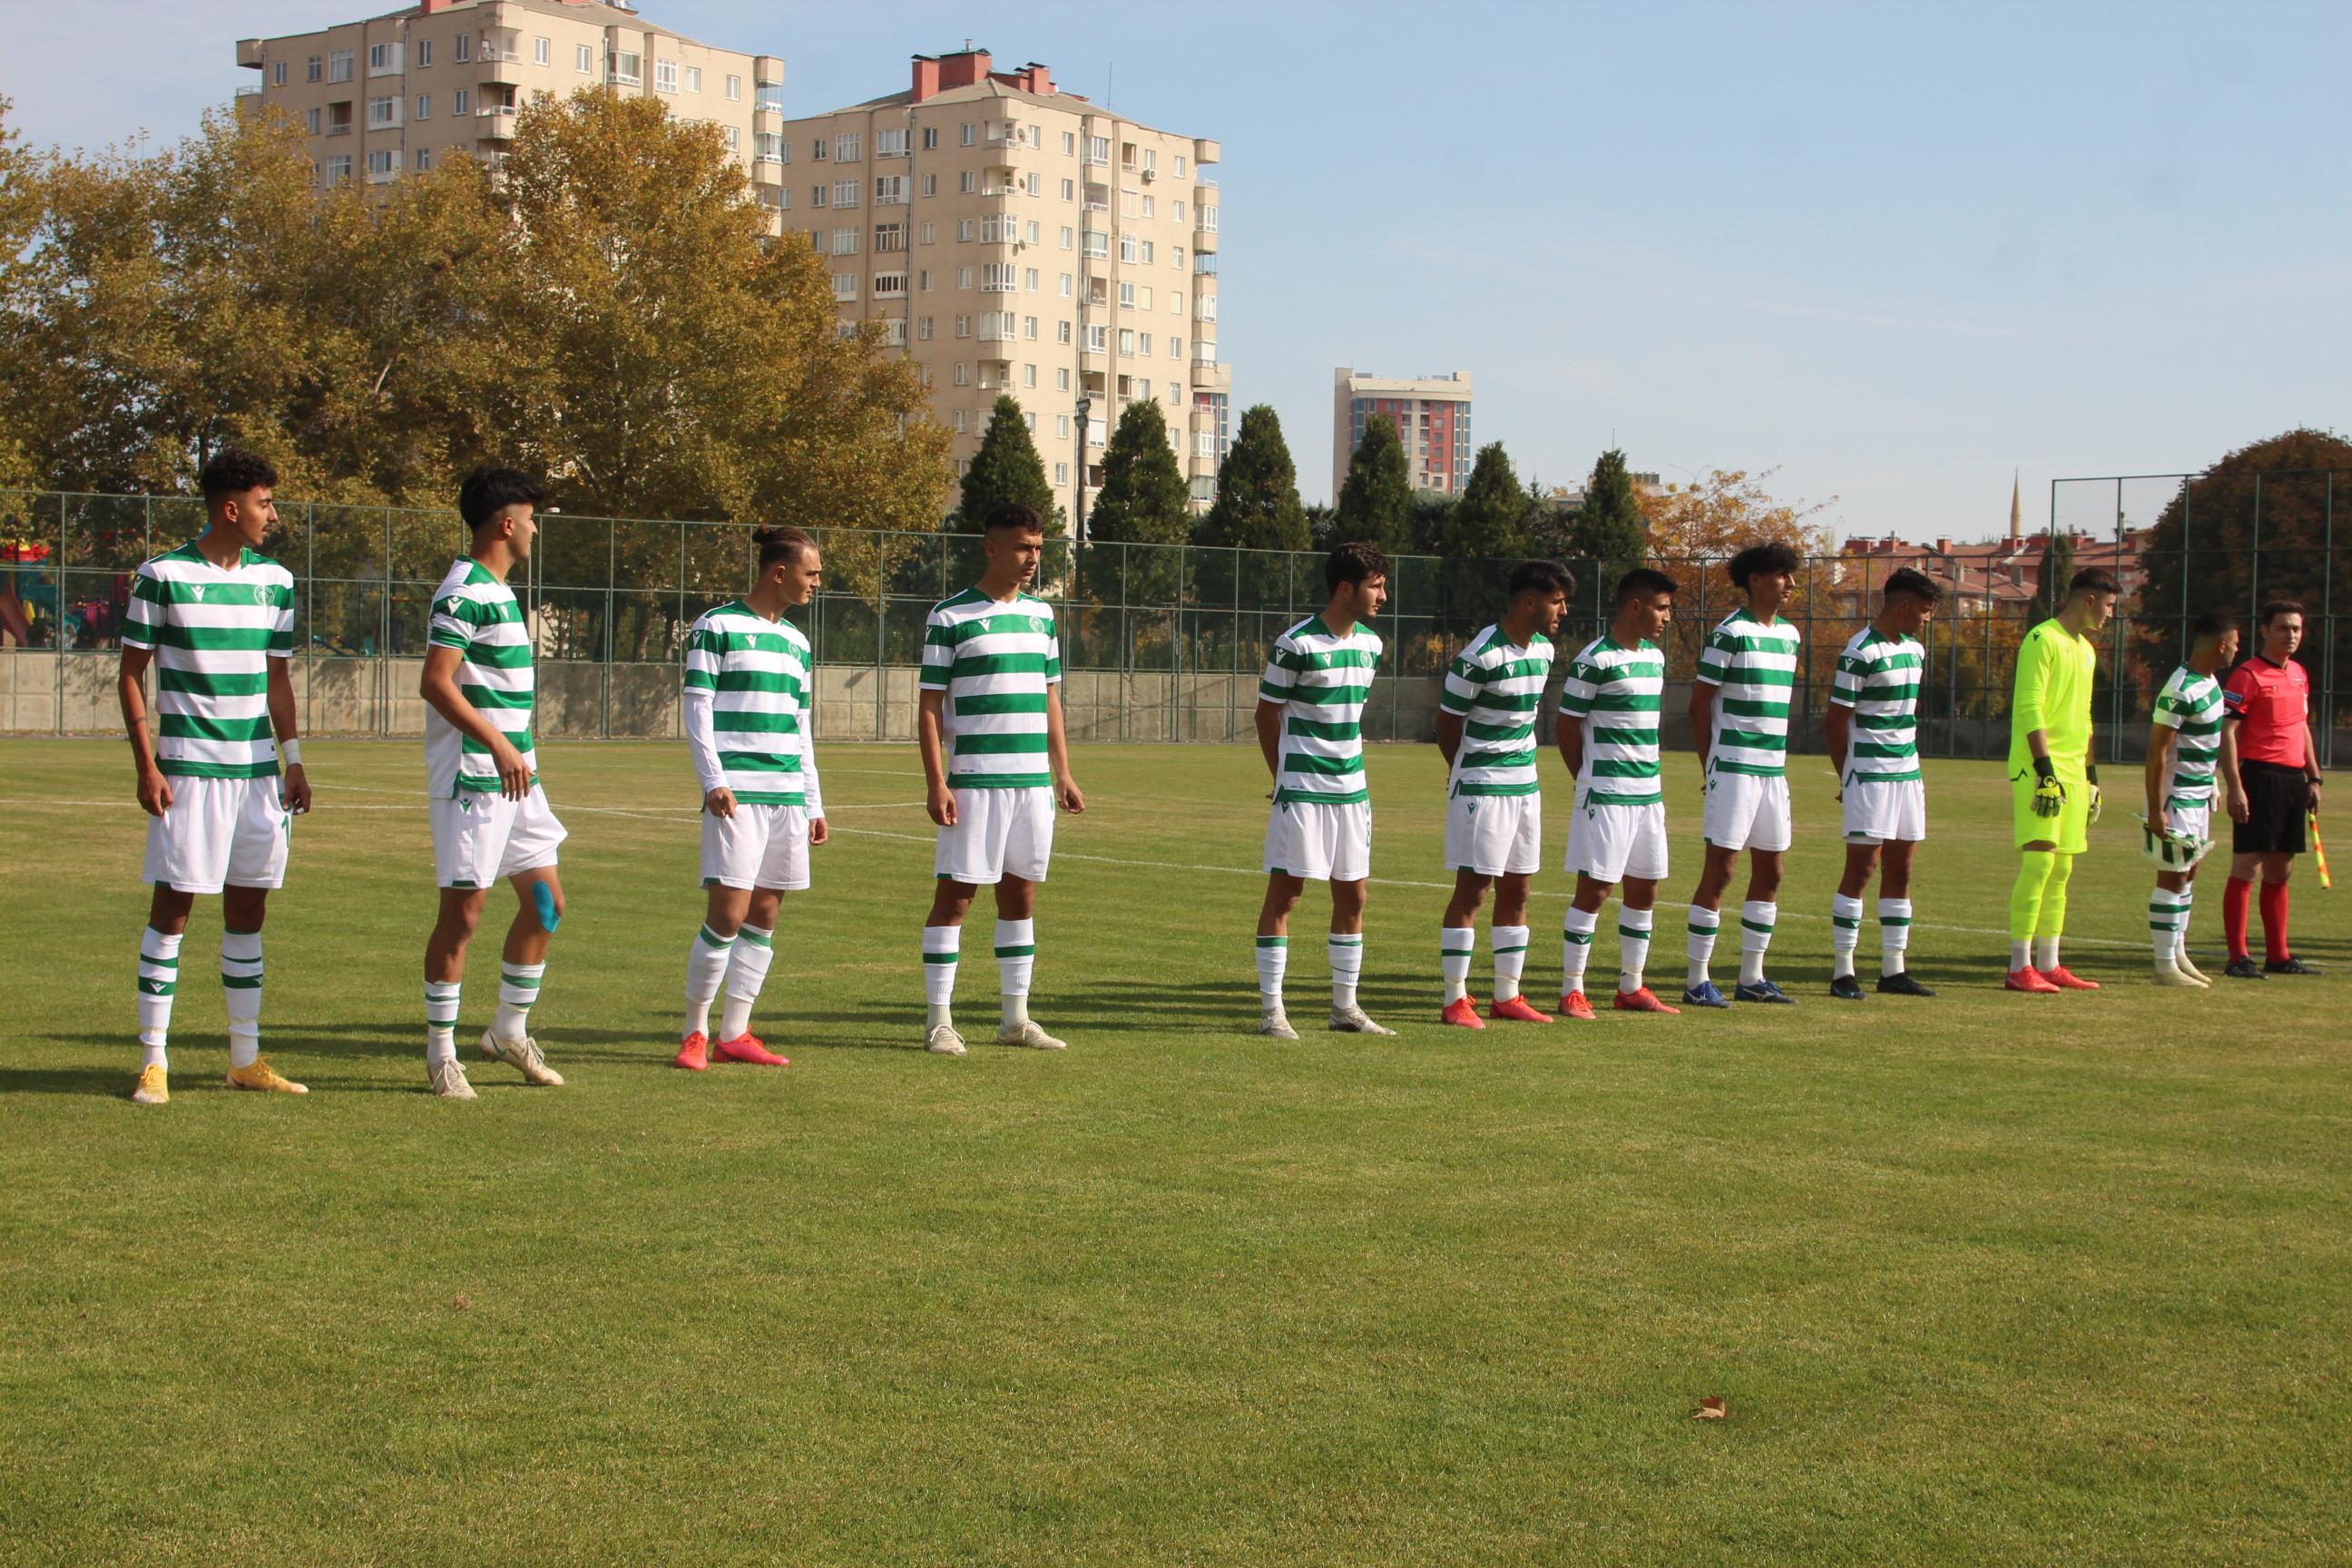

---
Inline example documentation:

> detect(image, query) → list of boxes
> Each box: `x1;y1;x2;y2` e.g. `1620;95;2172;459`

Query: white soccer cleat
925;1024;968;1056
2175;952;2213;985
428;1058;478;1100
1328;1005;1396;1036
1259;1009;1299;1040
480;1028;564;1085
2152;963;2209;989
997;1019;1067;1050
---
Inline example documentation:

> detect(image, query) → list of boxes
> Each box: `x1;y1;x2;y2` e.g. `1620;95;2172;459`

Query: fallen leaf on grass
452;1295;472;1310
1694;1396;1726;1420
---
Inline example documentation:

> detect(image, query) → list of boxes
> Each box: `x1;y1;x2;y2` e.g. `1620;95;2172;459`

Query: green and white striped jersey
920;587;1062;789
1439;623;1553;798
122;542;295;779
2152;662;2225;808
1829;625;1924;783
1557;635;1665;807
425;557;535;798
682;601;822;810
1259;613;1383;806
1695;607;1801;777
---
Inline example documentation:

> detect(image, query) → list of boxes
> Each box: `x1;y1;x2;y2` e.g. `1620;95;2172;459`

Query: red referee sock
2259;879;2291;965
2222;876;2254;961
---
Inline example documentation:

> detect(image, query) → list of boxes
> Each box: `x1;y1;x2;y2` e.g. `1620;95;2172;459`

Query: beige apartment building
1334;369;1473;500
235;0;780;203
778;48;1227;525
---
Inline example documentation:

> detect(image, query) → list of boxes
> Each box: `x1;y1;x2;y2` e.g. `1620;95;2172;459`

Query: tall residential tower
1333;369;1472;499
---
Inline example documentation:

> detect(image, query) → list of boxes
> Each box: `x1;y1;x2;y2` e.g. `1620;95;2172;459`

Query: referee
2219;600;2324;977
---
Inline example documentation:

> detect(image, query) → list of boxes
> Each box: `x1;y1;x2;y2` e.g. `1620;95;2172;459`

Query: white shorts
701;802;811;891
1265;799;1372;883
1702;769;1792;852
1565;797;1669;886
936;786;1054;886
142;773;290;895
1842;777;1928;845
1445;792;1542;877
2169;803;2211;845
430;785;567;889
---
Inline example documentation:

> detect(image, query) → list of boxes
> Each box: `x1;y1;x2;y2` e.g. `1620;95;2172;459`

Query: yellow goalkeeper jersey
2007;617;2097;778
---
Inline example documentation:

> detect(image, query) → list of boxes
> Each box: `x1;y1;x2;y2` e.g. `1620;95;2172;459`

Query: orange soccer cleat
1488;995;1553;1024
714;1033;789;1066
1559;990;1598;1021
673;1033;710;1071
1440;996;1486;1029
1611;986;1681;1014
2004;967;2061;994
2037;966;2099;990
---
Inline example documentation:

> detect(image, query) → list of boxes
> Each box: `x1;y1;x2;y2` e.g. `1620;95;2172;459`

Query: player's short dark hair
752;525;815;570
984;502;1044;536
1727;541;1803;587
2259;599;2305;625
1613;566;1677;605
1506;559;1576;601
197;448;277;501
1882;566;1941;604
2067;565;2122;597
458;466;547;532
2190;608;2238;642
1327;541;1390;593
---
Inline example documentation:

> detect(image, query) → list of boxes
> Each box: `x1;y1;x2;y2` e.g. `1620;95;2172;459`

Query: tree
1638;467;1833;564
1086;397;1191;544
952;394;1059;534
1198;403;1308;551
1573;448;1646;563
1332;412;1411;555
2029;528;2075;623
1444;442;1533;561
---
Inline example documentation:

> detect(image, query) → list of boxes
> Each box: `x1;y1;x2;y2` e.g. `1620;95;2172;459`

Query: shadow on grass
0;1066;141;1098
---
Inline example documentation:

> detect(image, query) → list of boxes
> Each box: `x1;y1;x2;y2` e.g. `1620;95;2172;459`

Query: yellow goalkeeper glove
2031;755;2066;818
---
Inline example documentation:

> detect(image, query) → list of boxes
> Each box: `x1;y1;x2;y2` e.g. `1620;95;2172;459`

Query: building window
917;270;934;290
416;40;433;67
723;124;740;151
956;266;974;288
920;174;936;197
571;44;593;74
979;215;1014;243
1118;282;1135;309
811;139;828;162
1022;321;1037;345
368;96;397;127
1083;325;1107;352
874;222;905;252
1118;235;1138;263
960;123;977;146
918;223;936;245
415;148;433;171
530;36;549;66
414;94;430;120
654;59;678;93
917;126;936;151
832;228;858;255
1058;179;1073;203
1061;132;1076;155
452;88;470;115
978;311;1017;342
328;48;354;83
1170;337;1183;359
1087;136;1110;163
453;34;470;64
877;128;908;158
305;107;322;134
608;50;638;83
954;362;970;383
1082;230;1108;260
1200;206;1219;231
831;273;858;300
1056;366;1071;388
272;61;288;86
1055;416;1071;439
956;220;975;242
916;317;934;340
368;42;400;74
725;74;741;99
1139;333;1153;356
810;183;828;208
875;175;906;205
980;263;1017;292
1022;268;1039;292
834;132;861;162
1142;195;1155;220
874;272;907;298
833;180;860;209
1175;155;1187;179
1055;462;1069;485
325;153;352;185
307;55;322;82
685;65;701;93
958;170;976;194
1025;412;1037;431
952;408;968;431
1118;329;1134;357
366;149;397;180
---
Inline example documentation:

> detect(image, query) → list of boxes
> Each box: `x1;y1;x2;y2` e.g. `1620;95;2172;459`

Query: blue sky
5;1;2347;537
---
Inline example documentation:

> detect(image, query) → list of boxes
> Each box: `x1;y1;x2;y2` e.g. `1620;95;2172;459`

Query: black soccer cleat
1829;974;1867;1000
2264;956;2319;975
1876;971;1936;997
2224;956;2268;980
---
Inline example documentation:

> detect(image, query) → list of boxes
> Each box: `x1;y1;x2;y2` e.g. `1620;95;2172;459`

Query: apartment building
234;0;780;202
1334;369;1472;499
777;47;1226;525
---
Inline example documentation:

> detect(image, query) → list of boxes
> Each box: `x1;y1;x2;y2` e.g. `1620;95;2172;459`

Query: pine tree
952;395;1062;534
1198;404;1308;550
1332;412;1412;555
2030;529;2075;622
1444;442;1531;560
1086;397;1191;544
1573;448;1647;563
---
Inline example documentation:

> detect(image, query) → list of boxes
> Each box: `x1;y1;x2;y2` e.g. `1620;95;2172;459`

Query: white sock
1829;894;1863;978
425;980;461;1066
1617;906;1652;995
1255;936;1289;1010
1491;925;1529;1002
2176;888;2195;960
2148;887;2185;965
1562;906;1598;994
720;923;772;1040
495;961;544;1043
138;925;182;1069
1877;898;1912;976
685;923;735;1037
2034;935;2061;973
1328;933;1363;1011
1440;926;1475;1005
220;928;263;1069
1739;901;1776;987
923;925;959;1029
995;918;1034;1027
1686;906;1720;988
2009;938;2033;973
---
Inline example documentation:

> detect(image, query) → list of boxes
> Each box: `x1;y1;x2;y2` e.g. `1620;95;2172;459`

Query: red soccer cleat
1559;990;1598;1021
1440;996;1486;1029
673;1033;710;1070
2037;966;2099;990
714;1032;789;1066
1488;995;1553;1024
2004;967;2061;994
1612;986;1681;1014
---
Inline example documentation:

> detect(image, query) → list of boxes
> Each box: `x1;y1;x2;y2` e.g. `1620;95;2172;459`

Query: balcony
1191;227;1219;254
1194;183;1218;204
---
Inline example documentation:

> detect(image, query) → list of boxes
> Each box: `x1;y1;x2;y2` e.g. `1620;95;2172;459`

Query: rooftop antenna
1107;62;1114;109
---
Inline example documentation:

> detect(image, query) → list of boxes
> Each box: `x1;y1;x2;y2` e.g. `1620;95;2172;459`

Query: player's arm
419;644;529;799
117;643;170;817
1553;711;1585;779
1825;702;1852;783
2142;720;2177;835
265;655;309;815
681;680;731;819
2306;720;2324;815
1254;697;1284;786
2219;715;2249;823
1434;710;1465;769
1044;681;1083;814
916;687;955;827
2013;633;2064;813
800;691;827;845
1255;644;1297;792
1435;658;1476;771
1687;678;1716;776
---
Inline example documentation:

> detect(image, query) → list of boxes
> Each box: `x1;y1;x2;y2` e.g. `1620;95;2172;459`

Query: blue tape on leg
532;880;560;932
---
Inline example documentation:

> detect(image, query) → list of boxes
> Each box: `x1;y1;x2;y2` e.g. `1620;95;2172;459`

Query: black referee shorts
2234;759;2308;855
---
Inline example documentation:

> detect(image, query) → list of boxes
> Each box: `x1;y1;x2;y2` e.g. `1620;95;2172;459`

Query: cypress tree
1573;447;1647;563
1198;404;1308;551
1086;398;1191;544
1444;442;1531;560
2031;529;2075;623
952;394;1061;534
1332;412;1412;555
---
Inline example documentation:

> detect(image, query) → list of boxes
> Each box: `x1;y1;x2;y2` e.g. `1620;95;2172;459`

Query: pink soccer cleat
673;1033;710;1071
1488;995;1554;1024
1440;996;1486;1029
714;1032;789;1066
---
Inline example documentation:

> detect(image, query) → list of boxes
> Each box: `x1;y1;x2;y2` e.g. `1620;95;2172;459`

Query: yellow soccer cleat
132;1063;170;1105
226;1056;309;1094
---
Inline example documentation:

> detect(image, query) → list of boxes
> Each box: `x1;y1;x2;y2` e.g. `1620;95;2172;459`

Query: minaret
2009;470;2022;544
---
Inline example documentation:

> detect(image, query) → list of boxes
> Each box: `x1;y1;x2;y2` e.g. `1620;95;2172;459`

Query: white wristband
279;739;303;768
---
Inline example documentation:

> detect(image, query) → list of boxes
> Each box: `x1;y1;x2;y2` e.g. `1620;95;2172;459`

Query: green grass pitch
2;737;2347;1566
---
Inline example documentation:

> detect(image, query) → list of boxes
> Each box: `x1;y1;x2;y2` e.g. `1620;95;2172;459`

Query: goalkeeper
2005;565;2122;993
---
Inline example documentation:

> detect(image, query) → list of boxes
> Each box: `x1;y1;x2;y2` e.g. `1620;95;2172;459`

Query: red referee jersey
2221;654;2310;769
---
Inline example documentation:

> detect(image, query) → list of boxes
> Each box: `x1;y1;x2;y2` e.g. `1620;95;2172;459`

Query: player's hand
2149;805;2169;838
2088;784;2102;825
489;734;531;800
808;815;828;846
2308;779;2324;815
704;787;736;819
927;780;957;828
1058;777;1086;815
136;766;173;818
2030;755;2065;819
2227;787;2251;824
281;763;311;816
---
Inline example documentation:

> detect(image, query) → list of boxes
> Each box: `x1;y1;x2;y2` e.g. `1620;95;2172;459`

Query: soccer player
1825;566;1941;1000
1436;559;1575;1028
1681;543;1804;1008
2218;600;2325;978
1555;568;1680;1019
2004;565;2120;993
418;467;568;1098
1256;542;1394;1039
2142;609;2238;986
917;504;1086;1056
118;448;311;1104
674;526;828;1070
